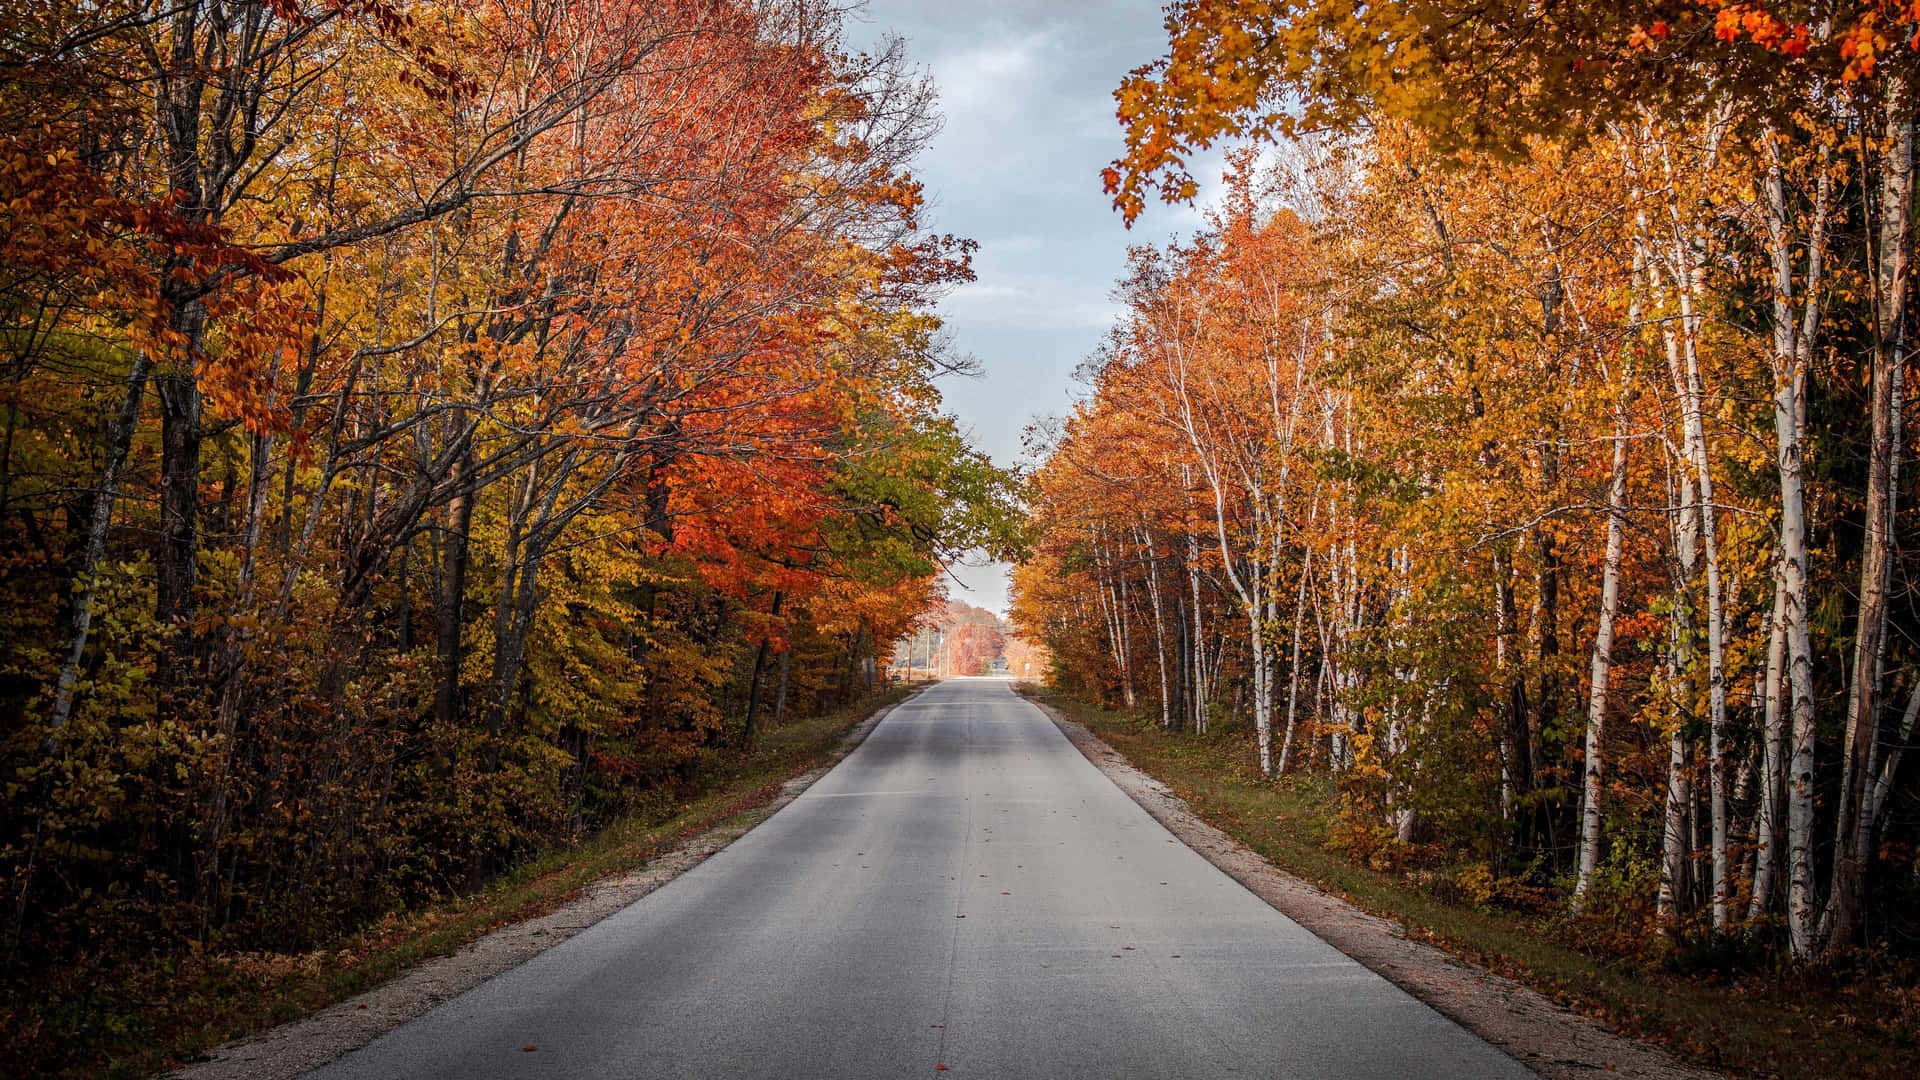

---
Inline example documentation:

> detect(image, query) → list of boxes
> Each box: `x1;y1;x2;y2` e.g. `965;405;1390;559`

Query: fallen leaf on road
523;1045;537;1052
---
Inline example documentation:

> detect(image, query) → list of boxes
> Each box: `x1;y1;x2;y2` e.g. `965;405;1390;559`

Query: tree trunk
1188;530;1208;733
434;454;476;731
1677;266;1733;934
1140;525;1173;728
1250;603;1269;773
1749;567;1788;924
743;638;772;744
743;592;782;744
1762;125;1827;960
1660;448;1701;927
155;329;206;697
1172;576;1190;732
1494;548;1531;825
1575;398;1629;906
1278;550;1311;775
1116;554;1137;709
1867;679;1920;838
773;648;792;728
47;349;154;739
487;541;544;752
1829;71;1914;953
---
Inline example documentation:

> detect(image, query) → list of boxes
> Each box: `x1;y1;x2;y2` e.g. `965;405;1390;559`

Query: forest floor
1020;686;1919;1080
26;686;918;1080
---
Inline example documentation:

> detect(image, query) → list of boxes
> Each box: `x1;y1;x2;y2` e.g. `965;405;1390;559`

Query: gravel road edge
1032;697;1722;1080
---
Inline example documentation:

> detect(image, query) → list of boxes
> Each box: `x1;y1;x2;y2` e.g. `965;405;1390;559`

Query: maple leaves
1694;1;1920;78
1107;1;1920;226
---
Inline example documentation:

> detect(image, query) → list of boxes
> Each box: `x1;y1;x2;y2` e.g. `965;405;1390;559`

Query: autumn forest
0;0;1028;1070
1014;2;1920;1065
8;0;1920;1077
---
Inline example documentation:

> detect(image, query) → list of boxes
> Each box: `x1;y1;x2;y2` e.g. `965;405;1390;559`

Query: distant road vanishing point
311;678;1535;1079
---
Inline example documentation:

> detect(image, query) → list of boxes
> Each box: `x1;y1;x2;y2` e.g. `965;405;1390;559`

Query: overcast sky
851;0;1219;618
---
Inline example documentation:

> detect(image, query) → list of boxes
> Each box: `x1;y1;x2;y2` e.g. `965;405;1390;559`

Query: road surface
313;678;1535;1079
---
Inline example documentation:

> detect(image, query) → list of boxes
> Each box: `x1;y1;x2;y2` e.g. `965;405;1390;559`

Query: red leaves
1627;21;1672;50
1698;1;1898;79
939;620;1007;677
1710;3;1808;56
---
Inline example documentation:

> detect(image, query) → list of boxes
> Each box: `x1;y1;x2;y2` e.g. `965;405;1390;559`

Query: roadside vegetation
1026;687;1917;1080
10;688;909;1079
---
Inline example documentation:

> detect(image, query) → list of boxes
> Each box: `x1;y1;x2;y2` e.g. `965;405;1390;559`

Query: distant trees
1004;636;1049;679
945;621;1008;677
893;600;1012;676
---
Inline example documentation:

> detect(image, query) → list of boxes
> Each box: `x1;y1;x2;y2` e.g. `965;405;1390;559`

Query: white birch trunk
1761;126;1828;959
1140;524;1173;728
1575;394;1629;906
1748;568;1788;924
1279;549;1311;775
1670;235;1732;932
1830;70;1913;952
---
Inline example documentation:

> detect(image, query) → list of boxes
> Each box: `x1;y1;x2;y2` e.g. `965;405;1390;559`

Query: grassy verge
1022;686;1918;1080
22;688;911;1080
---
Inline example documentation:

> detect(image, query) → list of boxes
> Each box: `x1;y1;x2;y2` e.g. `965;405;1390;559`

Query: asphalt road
311;678;1535;1079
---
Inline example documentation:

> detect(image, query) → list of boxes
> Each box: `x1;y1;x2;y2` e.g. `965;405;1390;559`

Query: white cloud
939;278;1119;332
853;2;1235;611
986;233;1042;252
931;31;1053;114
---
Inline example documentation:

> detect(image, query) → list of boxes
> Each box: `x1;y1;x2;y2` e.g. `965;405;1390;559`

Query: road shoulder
168;690;917;1080
1031;697;1721;1080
